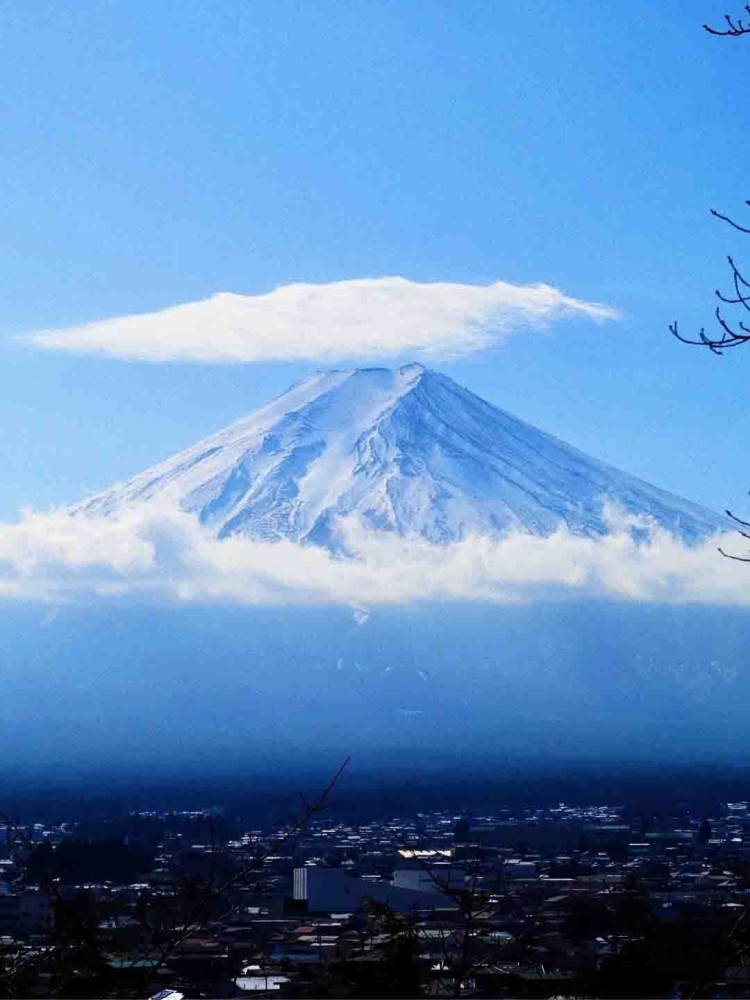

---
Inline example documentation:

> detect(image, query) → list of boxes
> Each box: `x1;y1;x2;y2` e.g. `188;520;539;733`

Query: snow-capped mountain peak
75;364;727;546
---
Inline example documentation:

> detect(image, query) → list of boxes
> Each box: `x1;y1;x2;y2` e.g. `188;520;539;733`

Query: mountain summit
76;364;726;546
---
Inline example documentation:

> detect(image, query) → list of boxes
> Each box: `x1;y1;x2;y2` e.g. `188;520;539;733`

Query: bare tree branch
718;545;750;562
704;6;750;35
139;756;350;990
671;257;750;352
0;757;350;997
711;205;750;233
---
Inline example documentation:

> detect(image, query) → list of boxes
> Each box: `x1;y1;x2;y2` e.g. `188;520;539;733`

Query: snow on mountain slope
74;363;728;546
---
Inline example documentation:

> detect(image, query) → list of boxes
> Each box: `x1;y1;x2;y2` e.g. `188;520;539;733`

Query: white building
293;866;458;914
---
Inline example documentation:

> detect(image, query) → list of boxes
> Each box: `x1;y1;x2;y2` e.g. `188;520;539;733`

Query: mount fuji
5;366;748;774
76;363;726;546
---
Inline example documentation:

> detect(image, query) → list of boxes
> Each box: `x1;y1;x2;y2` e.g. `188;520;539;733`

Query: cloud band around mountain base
0;502;744;608
24;276;619;363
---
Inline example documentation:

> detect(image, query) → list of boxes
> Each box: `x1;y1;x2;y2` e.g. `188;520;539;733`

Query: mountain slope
75;363;727;545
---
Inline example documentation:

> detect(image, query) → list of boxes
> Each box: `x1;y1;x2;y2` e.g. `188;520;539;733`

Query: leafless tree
670;9;750;352
367;833;510;998
0;757;349;998
135;756;349;994
667;7;750;565
704;4;750;35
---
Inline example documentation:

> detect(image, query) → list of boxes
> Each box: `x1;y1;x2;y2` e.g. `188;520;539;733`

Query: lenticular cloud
25;276;618;363
0;501;744;607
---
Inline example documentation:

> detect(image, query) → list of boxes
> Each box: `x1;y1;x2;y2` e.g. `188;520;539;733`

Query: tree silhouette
704;4;750;35
670;9;750;352
0;759;349;998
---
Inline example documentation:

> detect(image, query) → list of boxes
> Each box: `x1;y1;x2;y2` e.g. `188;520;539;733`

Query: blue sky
1;0;749;518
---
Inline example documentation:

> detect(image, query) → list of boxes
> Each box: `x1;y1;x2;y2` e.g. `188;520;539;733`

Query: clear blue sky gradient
1;0;748;518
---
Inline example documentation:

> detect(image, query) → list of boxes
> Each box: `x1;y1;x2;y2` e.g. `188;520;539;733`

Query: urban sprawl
2;798;750;996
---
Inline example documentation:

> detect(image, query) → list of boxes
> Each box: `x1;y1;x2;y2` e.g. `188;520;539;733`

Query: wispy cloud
0;502;743;607
24;276;619;363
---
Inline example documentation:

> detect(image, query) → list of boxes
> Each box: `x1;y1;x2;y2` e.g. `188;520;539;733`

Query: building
293;866;457;914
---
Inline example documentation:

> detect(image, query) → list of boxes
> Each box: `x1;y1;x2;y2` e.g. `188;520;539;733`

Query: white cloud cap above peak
25;276;620;364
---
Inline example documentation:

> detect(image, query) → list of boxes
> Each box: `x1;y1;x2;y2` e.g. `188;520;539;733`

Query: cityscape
3;787;750;997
